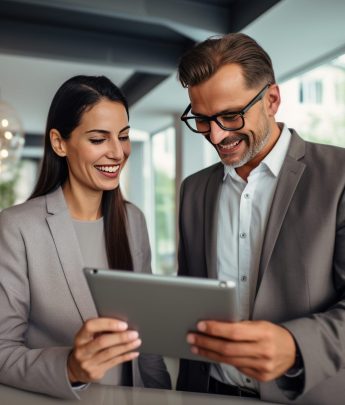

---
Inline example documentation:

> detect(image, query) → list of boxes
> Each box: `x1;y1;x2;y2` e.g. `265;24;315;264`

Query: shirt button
239;232;247;239
246;378;251;383
240;275;247;282
244;193;250;199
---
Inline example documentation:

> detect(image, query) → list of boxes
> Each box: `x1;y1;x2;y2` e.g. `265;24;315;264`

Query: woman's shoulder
0;195;47;226
125;202;148;232
125;201;145;220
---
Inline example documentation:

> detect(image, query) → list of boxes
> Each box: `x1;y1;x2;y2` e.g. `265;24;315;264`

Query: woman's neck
62;181;103;221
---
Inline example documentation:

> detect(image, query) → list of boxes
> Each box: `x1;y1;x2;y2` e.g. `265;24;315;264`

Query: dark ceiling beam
0;18;184;74
3;0;282;41
24;133;44;148
3;0;232;37
231;0;281;32
121;73;169;108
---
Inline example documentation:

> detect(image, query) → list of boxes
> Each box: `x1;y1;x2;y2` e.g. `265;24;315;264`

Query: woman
0;75;171;398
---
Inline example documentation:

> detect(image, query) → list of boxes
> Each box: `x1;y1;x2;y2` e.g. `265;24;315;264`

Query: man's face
188;64;280;169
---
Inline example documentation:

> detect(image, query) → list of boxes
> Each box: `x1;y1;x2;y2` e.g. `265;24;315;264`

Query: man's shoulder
303;138;345;167
289;129;345;170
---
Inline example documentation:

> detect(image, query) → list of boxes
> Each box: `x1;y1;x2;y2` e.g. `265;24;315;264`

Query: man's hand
67;318;141;383
187;320;296;382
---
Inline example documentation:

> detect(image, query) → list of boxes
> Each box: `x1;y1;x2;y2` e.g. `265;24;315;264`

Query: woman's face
56;99;131;194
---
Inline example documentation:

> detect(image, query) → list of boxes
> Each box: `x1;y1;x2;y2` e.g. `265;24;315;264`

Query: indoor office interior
1;0;345;396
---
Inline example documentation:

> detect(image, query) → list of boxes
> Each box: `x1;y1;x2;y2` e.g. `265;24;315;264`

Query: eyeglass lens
188;113;244;133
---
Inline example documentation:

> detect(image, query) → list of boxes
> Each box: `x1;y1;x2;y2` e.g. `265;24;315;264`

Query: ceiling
1;0;345;152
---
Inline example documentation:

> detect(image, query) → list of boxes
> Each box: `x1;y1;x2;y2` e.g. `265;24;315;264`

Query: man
176;33;345;405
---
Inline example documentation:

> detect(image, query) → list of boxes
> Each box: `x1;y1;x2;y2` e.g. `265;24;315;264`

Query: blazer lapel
45;188;98;322
204;164;223;279
256;132;306;294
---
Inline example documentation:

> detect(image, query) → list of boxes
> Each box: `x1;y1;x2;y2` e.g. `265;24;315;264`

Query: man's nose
208;121;229;145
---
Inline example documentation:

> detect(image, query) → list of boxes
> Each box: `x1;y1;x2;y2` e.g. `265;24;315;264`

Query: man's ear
50;129;67;157
266;84;281;117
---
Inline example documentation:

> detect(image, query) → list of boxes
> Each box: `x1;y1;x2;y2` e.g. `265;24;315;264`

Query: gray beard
230;127;271;169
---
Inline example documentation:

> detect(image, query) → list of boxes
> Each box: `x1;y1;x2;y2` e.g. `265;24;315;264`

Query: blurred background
1;0;345;275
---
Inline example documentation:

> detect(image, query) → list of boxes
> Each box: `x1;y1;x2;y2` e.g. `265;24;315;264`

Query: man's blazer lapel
204;164;223;279
45;188;98;322
256;131;306;296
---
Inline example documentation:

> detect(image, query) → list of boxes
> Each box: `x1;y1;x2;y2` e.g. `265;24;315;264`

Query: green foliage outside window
0;178;17;210
0;166;20;210
154;169;175;275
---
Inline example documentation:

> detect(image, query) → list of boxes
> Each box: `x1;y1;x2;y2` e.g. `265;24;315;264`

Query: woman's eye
90;139;105;144
119;135;130;142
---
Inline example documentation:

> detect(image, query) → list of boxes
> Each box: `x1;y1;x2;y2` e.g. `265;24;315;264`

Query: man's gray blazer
0;187;171;398
176;131;345;405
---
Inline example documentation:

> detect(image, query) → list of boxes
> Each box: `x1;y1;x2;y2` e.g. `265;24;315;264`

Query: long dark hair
30;75;133;271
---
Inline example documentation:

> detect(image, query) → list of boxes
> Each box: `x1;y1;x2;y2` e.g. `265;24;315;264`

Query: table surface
0;384;280;405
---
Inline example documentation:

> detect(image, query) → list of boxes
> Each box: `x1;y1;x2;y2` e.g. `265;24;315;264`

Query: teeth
220;140;240;149
96;165;120;173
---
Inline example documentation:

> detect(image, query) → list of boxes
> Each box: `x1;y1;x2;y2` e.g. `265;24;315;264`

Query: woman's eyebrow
119;125;130;133
85;129;111;135
85;126;130;135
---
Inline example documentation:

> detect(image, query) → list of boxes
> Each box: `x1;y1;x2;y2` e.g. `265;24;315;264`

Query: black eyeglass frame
180;83;271;134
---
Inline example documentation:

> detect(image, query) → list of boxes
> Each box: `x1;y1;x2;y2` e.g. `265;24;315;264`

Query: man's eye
90;139;105;144
195;117;208;124
221;114;239;122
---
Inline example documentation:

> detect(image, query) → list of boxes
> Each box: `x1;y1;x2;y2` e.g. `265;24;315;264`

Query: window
277;53;345;147
299;80;323;104
152;127;176;275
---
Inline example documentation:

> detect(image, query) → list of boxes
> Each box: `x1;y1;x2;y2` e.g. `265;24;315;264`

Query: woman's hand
67;318;141;383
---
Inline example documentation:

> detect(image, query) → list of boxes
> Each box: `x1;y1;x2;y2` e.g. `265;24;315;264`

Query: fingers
88;335;142;365
188;321;297;382
70;351;140;383
75;318;128;346
187;333;264;358
192;345;282;381
196;320;269;342
68;317;142;383
77;330;140;359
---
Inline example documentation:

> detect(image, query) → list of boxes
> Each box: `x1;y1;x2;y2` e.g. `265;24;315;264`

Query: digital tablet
84;268;239;362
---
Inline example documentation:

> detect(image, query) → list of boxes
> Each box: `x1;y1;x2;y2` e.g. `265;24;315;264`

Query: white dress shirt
210;124;291;391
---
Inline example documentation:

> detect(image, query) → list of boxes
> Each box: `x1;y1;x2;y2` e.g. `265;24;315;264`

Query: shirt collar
223;123;291;181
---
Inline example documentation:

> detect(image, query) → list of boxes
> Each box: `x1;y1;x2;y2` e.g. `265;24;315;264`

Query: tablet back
84;268;239;362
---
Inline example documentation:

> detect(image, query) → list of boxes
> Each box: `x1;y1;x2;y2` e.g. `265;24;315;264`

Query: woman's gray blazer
0;187;171;398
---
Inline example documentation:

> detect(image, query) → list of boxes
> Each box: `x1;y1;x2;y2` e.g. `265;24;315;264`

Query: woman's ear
50;129;67;157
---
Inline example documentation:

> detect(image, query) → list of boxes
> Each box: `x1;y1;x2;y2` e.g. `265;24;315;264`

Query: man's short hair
178;33;275;89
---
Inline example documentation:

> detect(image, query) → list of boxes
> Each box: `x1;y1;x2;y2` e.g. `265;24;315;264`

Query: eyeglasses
180;83;271;134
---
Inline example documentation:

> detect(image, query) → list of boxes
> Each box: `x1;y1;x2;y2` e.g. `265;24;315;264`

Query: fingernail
128;331;139;339
197;322;206;332
191;346;198;354
117;321;128;330
187;334;195;344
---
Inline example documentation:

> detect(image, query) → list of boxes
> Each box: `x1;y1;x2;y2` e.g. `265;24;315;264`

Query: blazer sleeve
0;209;79;399
281;187;345;398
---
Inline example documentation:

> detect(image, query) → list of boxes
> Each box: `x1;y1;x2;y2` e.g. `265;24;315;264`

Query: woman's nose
106;137;124;160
